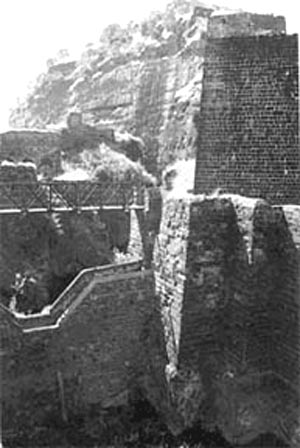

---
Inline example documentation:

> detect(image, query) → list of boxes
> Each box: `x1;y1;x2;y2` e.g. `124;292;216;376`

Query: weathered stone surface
0;113;148;179
208;12;286;38
153;192;299;444
154;195;192;369
8;2;211;175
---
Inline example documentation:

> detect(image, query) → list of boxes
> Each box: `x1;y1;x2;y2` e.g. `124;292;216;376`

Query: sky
0;0;299;130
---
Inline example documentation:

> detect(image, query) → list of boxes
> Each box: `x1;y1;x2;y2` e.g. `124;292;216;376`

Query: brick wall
194;33;299;204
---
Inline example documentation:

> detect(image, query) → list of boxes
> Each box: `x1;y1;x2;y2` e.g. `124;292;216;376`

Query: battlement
208;11;286;38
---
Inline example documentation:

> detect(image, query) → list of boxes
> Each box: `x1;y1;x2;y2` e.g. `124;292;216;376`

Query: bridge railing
0;180;145;213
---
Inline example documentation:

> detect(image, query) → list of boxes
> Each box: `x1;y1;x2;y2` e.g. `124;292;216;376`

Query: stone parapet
208;12;286;38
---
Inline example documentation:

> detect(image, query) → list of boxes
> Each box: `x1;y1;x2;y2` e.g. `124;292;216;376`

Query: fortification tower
194;12;299;204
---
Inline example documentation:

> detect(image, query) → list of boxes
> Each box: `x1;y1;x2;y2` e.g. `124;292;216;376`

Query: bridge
0;180;145;215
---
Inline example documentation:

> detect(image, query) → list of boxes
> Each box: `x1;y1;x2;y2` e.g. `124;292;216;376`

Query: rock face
0;112;147;177
9;1;213;175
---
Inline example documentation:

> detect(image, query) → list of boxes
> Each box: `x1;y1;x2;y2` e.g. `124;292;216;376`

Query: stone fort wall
153;193;300;444
1;12;300;446
194;14;299;204
1;261;168;444
1;192;300;445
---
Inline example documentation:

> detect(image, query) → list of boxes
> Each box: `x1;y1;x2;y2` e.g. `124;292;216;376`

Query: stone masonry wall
153;193;300;444
2;191;299;445
1;262;168;445
207;12;286;38
194;33;299;204
153;196;191;368
269;205;300;385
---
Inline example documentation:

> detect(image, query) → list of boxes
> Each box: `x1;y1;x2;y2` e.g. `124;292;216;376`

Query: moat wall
194;33;299;204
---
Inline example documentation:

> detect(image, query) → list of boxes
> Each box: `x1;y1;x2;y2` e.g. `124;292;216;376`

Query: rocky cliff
9;0;216;175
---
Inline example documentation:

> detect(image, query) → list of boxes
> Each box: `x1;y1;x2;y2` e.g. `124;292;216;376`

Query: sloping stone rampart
153;193;300;444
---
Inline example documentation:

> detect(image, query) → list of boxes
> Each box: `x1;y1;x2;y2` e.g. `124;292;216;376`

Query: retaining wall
1;260;168;444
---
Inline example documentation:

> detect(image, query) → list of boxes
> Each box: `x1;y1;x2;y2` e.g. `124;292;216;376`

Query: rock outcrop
9;1;214;175
0;111;149;178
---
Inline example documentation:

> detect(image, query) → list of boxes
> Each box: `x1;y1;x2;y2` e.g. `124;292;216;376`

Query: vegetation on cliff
61;142;155;186
9;0;216;174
